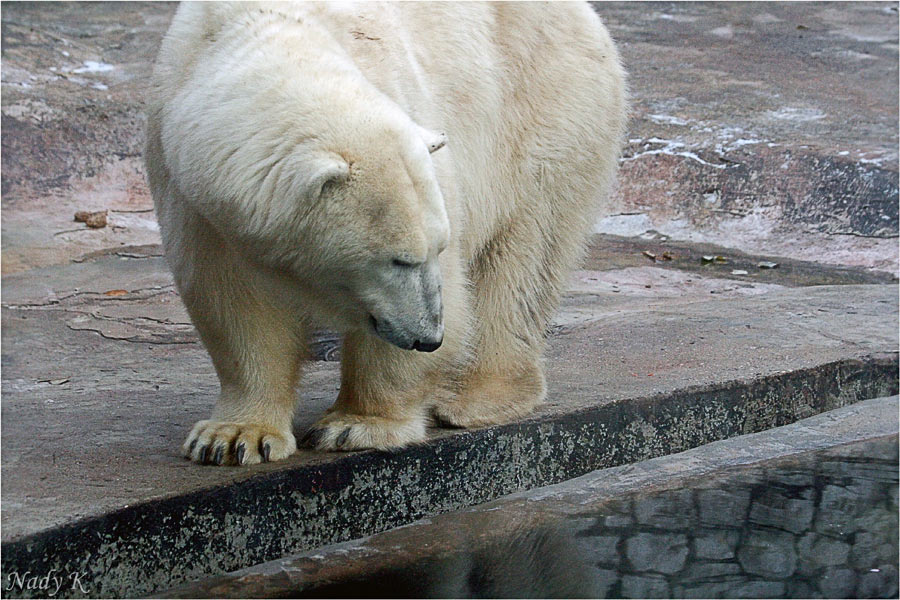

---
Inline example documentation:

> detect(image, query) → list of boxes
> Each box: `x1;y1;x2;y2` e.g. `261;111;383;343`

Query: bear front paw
183;420;297;466
302;412;426;451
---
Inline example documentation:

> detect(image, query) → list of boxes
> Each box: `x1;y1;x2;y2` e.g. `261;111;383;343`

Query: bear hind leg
434;204;589;428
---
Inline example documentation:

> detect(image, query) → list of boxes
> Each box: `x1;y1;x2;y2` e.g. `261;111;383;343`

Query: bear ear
306;156;350;198
417;126;447;154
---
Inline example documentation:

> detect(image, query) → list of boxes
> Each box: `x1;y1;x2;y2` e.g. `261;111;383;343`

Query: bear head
161;78;451;352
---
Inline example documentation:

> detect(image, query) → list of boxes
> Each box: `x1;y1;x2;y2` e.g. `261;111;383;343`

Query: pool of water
296;436;898;599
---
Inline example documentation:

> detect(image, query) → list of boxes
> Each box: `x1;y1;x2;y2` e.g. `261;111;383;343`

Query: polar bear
145;2;627;465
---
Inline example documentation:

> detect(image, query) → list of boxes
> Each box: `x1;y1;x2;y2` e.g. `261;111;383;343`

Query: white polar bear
145;1;627;465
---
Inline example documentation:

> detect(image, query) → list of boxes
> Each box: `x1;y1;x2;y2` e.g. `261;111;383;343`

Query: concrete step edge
1;354;897;598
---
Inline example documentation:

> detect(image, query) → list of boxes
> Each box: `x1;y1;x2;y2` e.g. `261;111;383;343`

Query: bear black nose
412;338;442;352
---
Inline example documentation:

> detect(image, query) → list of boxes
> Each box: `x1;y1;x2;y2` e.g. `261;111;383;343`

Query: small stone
625;532;689;574
796;532;851;574
693;529;740;560
698;488;751;527
74;209;108;228
813;536;851;567
856;563;899;598
815;484;867;535
850;530;898;569
817;567;856;597
737;529;797;579
701;255;728;264
747;485;814;534
853;506;899;539
621;574;669;598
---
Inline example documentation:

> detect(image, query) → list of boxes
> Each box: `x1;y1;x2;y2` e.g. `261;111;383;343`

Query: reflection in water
299;438;898;598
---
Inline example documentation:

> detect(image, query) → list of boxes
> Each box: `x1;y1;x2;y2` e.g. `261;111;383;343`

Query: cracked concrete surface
1;244;897;585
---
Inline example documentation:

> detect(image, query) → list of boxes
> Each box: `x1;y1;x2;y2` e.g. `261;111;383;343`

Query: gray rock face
625;532;690;574
693;530;740;560
596;2;900;272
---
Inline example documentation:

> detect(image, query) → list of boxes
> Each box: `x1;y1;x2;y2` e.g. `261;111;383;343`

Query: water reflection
298;437;898;598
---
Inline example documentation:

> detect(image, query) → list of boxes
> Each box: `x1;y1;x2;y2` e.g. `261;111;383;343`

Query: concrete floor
2;239;896;596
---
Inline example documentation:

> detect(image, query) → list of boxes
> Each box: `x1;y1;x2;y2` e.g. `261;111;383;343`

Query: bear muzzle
369;313;444;352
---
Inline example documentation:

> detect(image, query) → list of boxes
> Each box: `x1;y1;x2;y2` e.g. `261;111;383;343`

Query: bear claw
306;412;426;451
302;428;324;448
183;420;296;466
336;427;351;447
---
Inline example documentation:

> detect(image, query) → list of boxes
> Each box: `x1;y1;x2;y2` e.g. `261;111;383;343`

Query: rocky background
2;2;898;276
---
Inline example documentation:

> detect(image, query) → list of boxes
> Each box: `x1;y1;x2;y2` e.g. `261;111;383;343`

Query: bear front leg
306;253;472;451
304;330;438;451
179;264;307;466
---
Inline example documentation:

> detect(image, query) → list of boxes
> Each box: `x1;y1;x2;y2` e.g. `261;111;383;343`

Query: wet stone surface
165;398;899;599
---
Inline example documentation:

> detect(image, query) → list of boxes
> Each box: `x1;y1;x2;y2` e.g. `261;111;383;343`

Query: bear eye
392;258;420;268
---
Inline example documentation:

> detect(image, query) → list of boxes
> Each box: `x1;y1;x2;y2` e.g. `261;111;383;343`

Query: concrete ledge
1;354;896;598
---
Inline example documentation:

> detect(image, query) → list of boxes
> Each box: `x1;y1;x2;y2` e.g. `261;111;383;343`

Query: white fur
146;2;628;464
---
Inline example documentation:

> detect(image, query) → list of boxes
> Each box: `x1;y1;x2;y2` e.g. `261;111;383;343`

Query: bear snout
369;312;443;352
